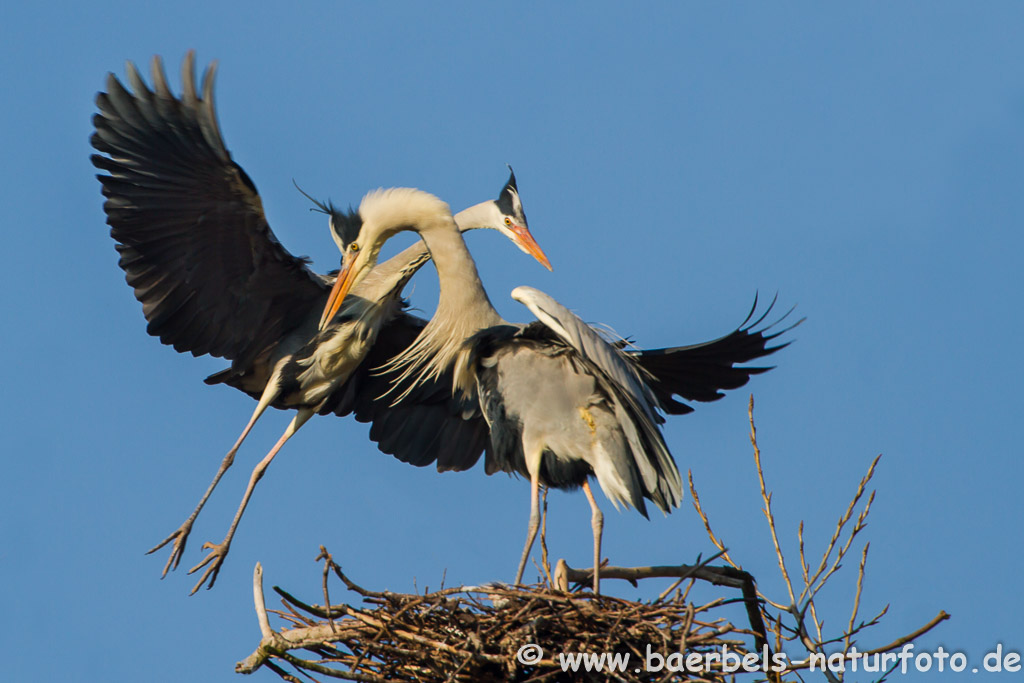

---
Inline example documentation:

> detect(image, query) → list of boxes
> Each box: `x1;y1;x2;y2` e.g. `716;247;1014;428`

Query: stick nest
238;556;754;682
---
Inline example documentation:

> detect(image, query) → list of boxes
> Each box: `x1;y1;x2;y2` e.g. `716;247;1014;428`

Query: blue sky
2;2;1021;680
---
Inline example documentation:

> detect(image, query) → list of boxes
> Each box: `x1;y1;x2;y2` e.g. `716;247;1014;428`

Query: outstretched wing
510;286;683;513
628;294;802;414
91;51;325;368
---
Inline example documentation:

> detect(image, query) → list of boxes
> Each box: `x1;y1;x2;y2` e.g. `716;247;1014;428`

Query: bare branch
749;395;796;608
687;471;741;571
801;455;881;604
844;541;870;651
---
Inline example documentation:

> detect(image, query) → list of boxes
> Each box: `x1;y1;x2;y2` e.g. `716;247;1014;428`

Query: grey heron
320;188;798;592
91;53;551;592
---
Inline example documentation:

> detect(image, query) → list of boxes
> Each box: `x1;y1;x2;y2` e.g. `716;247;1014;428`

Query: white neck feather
353;199;498;300
374;202;505;402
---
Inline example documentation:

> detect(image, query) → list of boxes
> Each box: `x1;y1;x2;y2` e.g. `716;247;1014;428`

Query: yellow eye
350;242;360;252
504;217;512;226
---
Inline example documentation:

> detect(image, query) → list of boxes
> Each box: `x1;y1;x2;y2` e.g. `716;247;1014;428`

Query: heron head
318;187;453;330
318;237;375;329
491;167;551;271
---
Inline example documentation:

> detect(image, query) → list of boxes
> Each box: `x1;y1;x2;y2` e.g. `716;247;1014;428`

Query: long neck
361;200;493;299
420;222;503;329
378;218;504;401
452;200;495;231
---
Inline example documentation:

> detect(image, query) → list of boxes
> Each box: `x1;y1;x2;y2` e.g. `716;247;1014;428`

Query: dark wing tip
631;294;801;411
93;51;325;365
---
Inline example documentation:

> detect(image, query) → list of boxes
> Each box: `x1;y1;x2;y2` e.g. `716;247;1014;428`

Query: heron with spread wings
319;187;798;592
91;53;551;593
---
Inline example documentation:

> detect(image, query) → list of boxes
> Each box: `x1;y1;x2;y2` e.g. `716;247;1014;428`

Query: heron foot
146;519;196;579
187;539;231;594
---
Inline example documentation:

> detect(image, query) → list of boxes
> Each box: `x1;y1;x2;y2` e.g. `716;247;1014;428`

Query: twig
844;541;870;651
317;547;338;633
801;455;881;604
236;562;288;675
254;563;273;639
784;612;951;672
749;395;796;609
687;471;741;571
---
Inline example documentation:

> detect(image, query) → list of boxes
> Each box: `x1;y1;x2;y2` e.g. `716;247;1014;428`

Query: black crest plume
294;180;362;248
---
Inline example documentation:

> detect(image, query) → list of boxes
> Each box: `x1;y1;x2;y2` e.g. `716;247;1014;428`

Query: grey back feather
510;286;683;510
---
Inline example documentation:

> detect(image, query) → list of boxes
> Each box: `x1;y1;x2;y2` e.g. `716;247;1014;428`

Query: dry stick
784;611;951;673
352;593;455;672
346;611;389;675
796;517;828;648
812;490;875;605
844;541;871;651
254;563;274;640
749;395;796;609
687;471;741;571
679;577;695;604
555;560;769;652
237;562;288;675
798;520;810;587
860;611;950;656
340;604;505;665
802;461;878;648
276;650;386;682
325;555;385;599
820;603;888;648
791;613;840;683
801;454;881;604
262;660;303;683
655;576;685;603
556;550;727;586
443;653;474;683
278;596;313;627
749;397;852;680
750;398;865;683
275;587;348;620
678;603;694;656
316;547;339;634
652;550;709;603
688;408;784;633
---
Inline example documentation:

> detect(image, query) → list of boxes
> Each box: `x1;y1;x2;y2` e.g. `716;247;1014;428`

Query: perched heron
320;188;798;592
91;53;551;592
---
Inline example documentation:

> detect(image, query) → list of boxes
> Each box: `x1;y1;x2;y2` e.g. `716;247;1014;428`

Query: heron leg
187;406;314;593
513;468;542;586
147;384;279;577
582;480;604;594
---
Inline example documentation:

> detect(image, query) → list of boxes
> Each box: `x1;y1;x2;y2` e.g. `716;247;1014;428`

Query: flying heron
91;53;551;592
319;187;798;592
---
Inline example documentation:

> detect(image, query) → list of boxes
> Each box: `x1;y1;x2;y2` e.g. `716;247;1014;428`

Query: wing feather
92;52;325;368
628;294;803;413
510;286;683;511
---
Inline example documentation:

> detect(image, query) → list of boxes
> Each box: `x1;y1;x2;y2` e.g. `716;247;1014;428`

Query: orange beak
318;253;360;330
511;223;552;271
